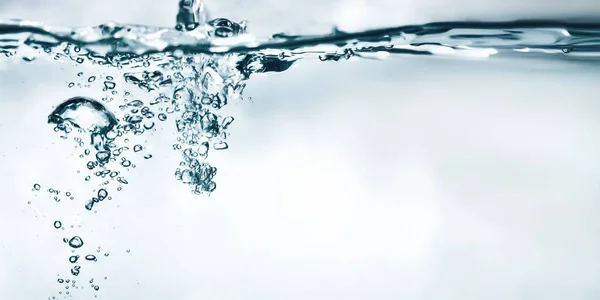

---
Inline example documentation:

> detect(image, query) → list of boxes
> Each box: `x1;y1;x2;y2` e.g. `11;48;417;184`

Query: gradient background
0;0;600;299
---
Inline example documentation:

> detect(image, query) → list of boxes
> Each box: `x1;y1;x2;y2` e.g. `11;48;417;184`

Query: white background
0;1;600;299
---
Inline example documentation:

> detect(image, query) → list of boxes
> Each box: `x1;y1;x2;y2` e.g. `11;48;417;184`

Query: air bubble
68;236;84;248
103;81;116;89
54;221;62;229
85;200;94;211
85;255;97;261
214;142;228;150
96;151;111;164
71;265;81;276
69;255;79;263
97;189;108;200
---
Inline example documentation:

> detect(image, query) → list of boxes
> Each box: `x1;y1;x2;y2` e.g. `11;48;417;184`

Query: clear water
1;0;600;299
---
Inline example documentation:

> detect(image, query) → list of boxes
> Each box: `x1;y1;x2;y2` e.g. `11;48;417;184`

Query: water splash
176;0;210;31
2;19;600;60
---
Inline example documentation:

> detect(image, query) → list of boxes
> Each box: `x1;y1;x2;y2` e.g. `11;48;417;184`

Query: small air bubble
97;189;108;200
68;236;84;248
85;200;94;211
104;81;116;90
33;184;41;191
85;255;97;261
71;265;80;276
54;221;62;229
214;142;229;150
133;145;143;152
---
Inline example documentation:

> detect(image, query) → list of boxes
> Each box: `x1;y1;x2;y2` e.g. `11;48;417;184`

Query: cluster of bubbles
25;8;259;298
45;17;255;196
19;1;306;297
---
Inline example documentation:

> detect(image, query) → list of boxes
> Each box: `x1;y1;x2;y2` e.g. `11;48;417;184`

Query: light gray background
1;1;600;299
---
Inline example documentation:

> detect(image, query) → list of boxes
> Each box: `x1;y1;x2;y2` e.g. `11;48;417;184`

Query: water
1;0;600;299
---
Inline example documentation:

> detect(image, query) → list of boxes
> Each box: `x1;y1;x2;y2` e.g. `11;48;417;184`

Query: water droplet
158;113;167;121
133;145;143;152
71;265;80;276
58;278;64;283
88;76;96;82
33;184;41;190
94;285;100;291
144;154;153;159
68;82;75;88
68;236;84;248
54;221;62;229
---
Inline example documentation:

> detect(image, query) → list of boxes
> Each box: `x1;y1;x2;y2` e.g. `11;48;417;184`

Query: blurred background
0;1;599;299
